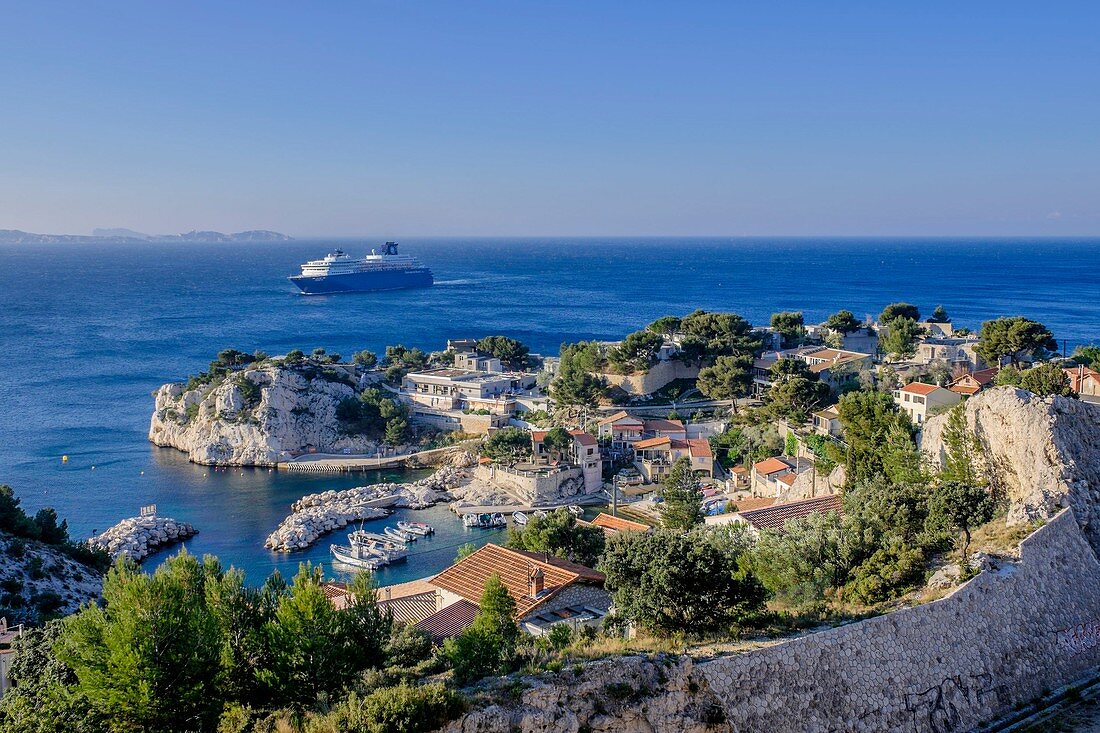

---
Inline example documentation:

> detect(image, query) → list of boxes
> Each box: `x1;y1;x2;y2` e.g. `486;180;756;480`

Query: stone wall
446;509;1100;733
597;360;700;396
474;464;586;505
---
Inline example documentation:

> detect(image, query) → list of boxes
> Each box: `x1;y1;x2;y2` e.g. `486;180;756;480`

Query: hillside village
6;303;1100;732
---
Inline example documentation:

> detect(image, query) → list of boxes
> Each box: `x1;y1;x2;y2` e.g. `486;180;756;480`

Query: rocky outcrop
149;364;384;466
87;516;198;562
0;532;103;624
265;466;467;552
921;386;1100;551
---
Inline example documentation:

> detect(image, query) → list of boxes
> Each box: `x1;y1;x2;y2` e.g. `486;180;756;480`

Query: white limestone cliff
921;386;1100;550
149;365;383;466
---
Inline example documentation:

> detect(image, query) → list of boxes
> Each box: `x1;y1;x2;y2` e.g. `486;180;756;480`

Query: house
735;494;843;535
529;429;602;493
421;543;611;638
596;412;686;453
893;382;962;425
753;347;872;395
750;456;812;497
400;367;537;433
632;436;714;482
811;406;842;438
703;496;778;526
727;465;750;491
915;336;983;370
948;367;999;396
586;512;651;536
1065;366;1100;402
454;350;503;372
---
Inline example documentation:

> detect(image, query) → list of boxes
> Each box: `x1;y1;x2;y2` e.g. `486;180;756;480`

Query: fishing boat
567;505;584;518
384;526;416;543
348;531;408;561
356;531;400;545
462;513;482;528
329;543;384;570
532;510;548;520
397;520;434;536
512;511;528;526
490;512;507;528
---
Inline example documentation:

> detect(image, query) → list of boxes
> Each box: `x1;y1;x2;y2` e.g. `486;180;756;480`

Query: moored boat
384;526;416;542
397;520;434;536
462;513;482;528
330;544;384;570
490;512;507;527
512;511;528;526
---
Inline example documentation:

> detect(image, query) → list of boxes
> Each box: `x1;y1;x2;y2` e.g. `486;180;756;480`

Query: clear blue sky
2;1;1098;237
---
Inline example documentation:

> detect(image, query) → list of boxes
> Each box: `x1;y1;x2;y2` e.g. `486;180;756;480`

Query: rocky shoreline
87;516;199;562
264;465;468;552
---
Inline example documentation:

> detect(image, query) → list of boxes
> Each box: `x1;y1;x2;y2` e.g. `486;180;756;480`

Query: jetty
87;514;198;562
277;441;479;474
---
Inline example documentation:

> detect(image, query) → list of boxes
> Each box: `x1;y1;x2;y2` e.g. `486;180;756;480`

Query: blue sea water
1;237;1098;584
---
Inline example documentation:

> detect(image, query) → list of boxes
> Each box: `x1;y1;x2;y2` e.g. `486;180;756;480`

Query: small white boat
348;531;408;561
397;520;434;536
384;526;416;542
567;505;584;518
490;512;507;527
533;510;548;520
357;531;399;545
330;544;384;570
512;511;528;526
462;513;482;528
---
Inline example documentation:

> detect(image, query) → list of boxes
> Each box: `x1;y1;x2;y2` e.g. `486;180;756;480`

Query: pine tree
659;457;704;530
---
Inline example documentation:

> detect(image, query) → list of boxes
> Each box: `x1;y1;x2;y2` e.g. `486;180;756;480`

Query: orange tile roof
777;473;797;487
430;543;603;619
686;438;712;458
643;419;685;433
731;465;748;475
900;382;941;396
634;436;672;450
753;456;792;475
739;494;843;531
531;430;548;442
590;512;650;533
597;410;636;425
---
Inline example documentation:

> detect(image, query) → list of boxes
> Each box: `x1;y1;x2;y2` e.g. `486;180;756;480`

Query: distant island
0;228;292;244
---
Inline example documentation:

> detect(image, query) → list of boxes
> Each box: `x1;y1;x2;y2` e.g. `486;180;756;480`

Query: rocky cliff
149;364;382;466
0;532;103;625
921;386;1100;551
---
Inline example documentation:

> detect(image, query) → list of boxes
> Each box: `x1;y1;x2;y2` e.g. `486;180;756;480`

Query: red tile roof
643;419;685;433
728;497;777;512
531;431;548;442
899;382;941;396
753;456;792;475
634;436;672;450
415;599;479;642
590;512;650;533
738;494;843;531
777;473;797;487
597;411;639;426
430;543;603;619
686;438;712;458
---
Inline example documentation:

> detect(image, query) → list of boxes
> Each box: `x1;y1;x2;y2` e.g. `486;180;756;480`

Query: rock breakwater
88;516;199;562
265;466;467;552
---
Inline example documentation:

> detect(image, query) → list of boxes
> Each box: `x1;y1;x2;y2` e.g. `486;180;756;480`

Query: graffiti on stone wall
904;673;1006;733
1057;619;1100;656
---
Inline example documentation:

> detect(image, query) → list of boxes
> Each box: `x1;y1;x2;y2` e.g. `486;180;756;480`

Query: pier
277;441;480;473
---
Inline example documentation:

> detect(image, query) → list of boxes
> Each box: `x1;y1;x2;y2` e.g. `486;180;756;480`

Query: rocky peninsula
87;515;199;562
265;465;468;552
149;354;387;466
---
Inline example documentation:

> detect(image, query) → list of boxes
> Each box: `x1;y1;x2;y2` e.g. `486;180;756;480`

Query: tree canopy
658;457;704;530
443;575;518;684
600;528;767;634
836;391;915;486
679;310;763;358
879;316;920;360
929;305;950;323
928;482;996;563
475;336;530;370
1071;345;1100;370
975;317;1056;367
646;315;682;338
482;427;533;461
606;330;664;374
1018;362;1074;397
879;302;920;324
824;309;862;335
696;354;754;401
551;342;607;406
506;508;605;566
769;311;804;347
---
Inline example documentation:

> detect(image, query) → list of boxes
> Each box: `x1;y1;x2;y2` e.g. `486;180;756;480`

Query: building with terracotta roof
1065;365;1100;402
750;455;813;497
597;412;687;453
415;600;480;642
949;367;1000;396
812;406;842;438
587;512;651;535
893;381;961;425
735;493;843;534
425;543;610;639
753;347;872;395
632;435;714;482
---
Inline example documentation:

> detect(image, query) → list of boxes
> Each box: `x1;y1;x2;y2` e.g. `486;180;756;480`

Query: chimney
528;566;545;598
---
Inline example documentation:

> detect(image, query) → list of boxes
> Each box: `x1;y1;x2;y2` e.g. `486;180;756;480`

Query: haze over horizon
3;1;1098;237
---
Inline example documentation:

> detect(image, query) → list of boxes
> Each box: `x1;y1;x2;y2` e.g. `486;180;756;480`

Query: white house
893;382;961;425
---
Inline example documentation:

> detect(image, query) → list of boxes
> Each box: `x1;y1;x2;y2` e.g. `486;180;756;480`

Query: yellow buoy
62;455;69;463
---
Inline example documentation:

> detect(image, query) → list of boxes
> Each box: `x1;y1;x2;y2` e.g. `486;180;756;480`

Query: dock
278;441;479;473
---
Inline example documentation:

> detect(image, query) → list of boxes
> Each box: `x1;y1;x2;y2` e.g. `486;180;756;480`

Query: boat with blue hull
289;242;433;294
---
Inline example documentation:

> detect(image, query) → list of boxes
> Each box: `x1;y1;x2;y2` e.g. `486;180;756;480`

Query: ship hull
289;268;434;295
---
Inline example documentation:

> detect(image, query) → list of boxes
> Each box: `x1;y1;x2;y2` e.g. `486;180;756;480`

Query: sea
1;237;1098;585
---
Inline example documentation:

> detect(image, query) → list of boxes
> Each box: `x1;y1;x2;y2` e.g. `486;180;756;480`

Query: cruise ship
288;242;434;294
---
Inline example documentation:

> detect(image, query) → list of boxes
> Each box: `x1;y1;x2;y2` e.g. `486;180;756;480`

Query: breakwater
87;516;199;562
264;465;467;552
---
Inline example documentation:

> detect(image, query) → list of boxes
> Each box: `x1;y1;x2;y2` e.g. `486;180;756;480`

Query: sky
1;1;1098;237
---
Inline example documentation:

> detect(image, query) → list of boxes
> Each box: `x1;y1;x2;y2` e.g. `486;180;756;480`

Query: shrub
311;684;465;733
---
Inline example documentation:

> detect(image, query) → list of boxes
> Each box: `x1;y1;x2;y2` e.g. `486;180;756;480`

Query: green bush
309;684;465;733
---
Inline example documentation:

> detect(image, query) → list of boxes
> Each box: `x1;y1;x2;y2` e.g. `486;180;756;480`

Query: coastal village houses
893;382;962;425
733;493;844;536
632;436;714;482
752;346;872;396
1065;365;1100;404
948;367;1000;396
328;544;611;641
750;456;813;497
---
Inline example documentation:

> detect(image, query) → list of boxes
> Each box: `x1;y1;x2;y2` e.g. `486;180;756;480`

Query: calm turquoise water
1;237;1098;583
